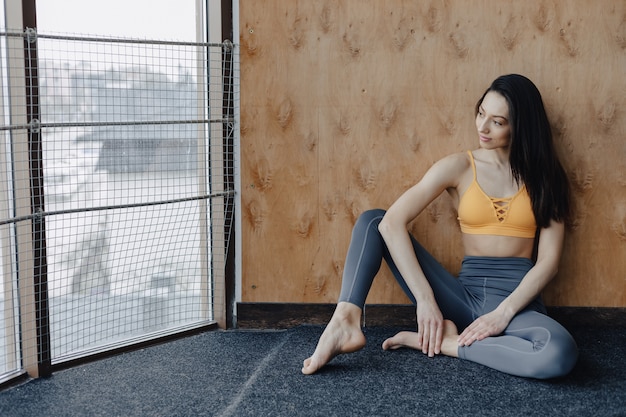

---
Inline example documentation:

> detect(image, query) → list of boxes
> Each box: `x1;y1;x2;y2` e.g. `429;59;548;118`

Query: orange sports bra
457;151;537;238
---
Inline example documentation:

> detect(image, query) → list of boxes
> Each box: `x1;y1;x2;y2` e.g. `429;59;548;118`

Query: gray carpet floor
1;324;625;417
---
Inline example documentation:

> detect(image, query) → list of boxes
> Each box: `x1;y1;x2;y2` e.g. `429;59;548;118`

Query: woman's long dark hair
475;74;571;228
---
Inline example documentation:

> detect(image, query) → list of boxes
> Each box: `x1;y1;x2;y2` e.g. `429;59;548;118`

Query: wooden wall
238;0;626;308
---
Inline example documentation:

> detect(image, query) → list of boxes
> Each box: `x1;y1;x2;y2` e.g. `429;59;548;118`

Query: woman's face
475;91;511;150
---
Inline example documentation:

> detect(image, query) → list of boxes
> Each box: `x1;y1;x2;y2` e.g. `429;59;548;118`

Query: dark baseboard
236;302;626;329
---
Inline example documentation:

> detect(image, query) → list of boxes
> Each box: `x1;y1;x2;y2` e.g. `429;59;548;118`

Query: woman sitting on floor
302;74;578;379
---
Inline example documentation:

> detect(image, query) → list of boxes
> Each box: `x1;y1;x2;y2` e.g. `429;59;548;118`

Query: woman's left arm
457;220;565;346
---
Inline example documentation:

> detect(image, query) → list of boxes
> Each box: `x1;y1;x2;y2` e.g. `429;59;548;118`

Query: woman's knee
358;209;386;223
529;327;578;379
545;329;578;378
506;313;579;379
354;209;386;231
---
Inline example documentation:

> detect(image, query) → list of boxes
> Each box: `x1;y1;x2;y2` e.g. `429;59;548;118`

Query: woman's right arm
378;152;467;357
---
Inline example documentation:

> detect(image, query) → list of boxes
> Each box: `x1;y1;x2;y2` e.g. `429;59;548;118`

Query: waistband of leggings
459;256;533;279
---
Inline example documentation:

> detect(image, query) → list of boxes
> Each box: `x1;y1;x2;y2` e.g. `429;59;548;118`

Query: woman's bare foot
382;320;460;358
301;302;366;375
382;331;422;351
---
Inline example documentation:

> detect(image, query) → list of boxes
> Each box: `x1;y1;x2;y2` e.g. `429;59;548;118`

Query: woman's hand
457;308;513;347
415;300;444;357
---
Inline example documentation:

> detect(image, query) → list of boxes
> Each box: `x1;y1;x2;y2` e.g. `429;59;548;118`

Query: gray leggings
338;209;578;379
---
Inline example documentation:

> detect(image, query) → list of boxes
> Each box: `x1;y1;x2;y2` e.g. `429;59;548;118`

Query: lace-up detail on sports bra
491;197;511;222
458;151;537;238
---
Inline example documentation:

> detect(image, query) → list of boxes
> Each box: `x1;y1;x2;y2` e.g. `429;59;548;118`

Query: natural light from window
1;0;231;380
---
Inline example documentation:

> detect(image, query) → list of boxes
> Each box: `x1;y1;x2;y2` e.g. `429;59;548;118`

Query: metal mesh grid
0;28;237;377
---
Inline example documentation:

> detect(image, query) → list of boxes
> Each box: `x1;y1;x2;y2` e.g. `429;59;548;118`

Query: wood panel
239;0;626;307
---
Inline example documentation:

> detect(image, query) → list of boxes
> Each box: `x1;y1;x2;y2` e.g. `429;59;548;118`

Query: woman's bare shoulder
419;151;472;191
431;151;472;175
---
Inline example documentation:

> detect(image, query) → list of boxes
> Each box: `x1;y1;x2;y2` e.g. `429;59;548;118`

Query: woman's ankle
440;320;460;358
333;302;362;324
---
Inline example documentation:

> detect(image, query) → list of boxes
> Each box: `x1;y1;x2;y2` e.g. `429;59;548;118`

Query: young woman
302;74;578;379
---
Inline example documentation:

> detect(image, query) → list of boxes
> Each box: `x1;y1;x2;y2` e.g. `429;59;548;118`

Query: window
0;0;236;383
